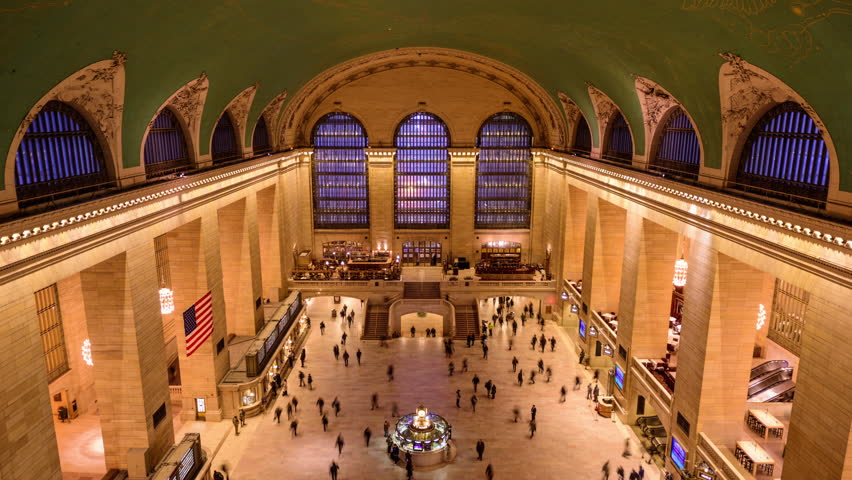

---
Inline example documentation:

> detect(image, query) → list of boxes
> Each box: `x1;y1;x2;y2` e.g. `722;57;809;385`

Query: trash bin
596;396;614;418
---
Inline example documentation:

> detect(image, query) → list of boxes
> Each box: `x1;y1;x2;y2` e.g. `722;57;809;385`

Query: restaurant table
735;440;774;476
747;409;785;439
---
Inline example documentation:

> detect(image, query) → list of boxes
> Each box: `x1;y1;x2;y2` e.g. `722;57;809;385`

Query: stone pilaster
257;185;285;301
783;293;852;480
280;155;314;288
367;150;394;252
561;185;588;282
588;199;627;313
80;245;173;474
218;197;264;336
450;151;476;262
0;290;62;480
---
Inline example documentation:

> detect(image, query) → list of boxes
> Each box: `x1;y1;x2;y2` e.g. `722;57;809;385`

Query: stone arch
718;53;845;213
254;89;287;151
209;84;258;160
279;47;566;150
586;82;636;162
389;299;456;337
391;109;455;146
140;73;209;172
557;92;590;152
633;76;705;173
3;52;127;208
308;110;372;145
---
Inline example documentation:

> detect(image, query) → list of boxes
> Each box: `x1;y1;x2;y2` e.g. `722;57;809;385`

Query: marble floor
217;296;664;480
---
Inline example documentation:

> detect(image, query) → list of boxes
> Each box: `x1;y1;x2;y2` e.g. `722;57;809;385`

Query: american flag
184;291;213;357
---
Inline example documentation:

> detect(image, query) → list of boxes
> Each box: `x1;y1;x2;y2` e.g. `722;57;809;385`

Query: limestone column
449;150;475;262
561;184;588;282
279;154;314;288
528;156;548;264
165;216;230;422
80;244;173;474
588;199;627;314
783;292;852;480
0;289;62;480
257;185;285;301
367;149;394;253
218;196;264;336
669;241;771;469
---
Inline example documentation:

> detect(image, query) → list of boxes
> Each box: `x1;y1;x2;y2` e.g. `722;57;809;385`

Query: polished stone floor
218;296;663;480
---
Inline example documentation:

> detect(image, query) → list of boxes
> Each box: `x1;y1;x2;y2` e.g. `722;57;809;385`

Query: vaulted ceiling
1;0;850;190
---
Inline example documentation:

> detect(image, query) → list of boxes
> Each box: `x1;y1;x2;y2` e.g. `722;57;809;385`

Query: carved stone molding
632;75;679;132
167;72;209;132
279;47;566;149
225;84;259;146
586;82;619;141
557;92;583;148
259;89;288;148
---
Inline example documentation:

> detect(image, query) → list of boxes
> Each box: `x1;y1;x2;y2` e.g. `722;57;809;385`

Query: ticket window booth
195;398;206;420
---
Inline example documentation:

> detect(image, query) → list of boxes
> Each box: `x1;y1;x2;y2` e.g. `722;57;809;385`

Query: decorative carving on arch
718;52;839;195
258;89;288;149
557;92;584;150
5;51;127;198
585;82;619;145
141;73;210;168
632;75;689;161
279;47;566;150
223;84;258;150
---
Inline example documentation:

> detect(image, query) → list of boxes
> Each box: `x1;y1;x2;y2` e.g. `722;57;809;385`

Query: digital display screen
413;443;423;451
579;319;587;339
614;365;625;390
671;436;686;470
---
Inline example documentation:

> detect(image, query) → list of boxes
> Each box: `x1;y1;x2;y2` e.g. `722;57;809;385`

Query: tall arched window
15;101;110;204
394;112;451;229
475;112;533;229
252;116;272;156
736;102;829;206
651;108;700;179
603;112;633;162
311;112;370;228
211;112;241;164
143;108;192;179
572;116;592;156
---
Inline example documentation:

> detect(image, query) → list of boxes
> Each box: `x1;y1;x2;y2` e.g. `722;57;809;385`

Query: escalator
748;362;795;402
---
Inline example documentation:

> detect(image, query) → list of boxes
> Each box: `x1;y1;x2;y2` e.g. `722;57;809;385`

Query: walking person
617;466;625;480
317;397;325;415
531;404;537;421
274;406;282;423
513;407;520;423
364;427;372;447
456;389;461;408
307;374;314;390
320;321;325;335
482;343;489;359
587;382;593;400
239;409;246;427
622;438;632;458
290;419;299;437
332;397;341;417
517;370;524;386
300;348;306;367
512;356;519;372
484;380;492;396
232;415;240;435
550;336;557;352
472;374;480;392
602;460;611;480
322;414;329;432
356;349;362;366
490;384;497;399
529;370;536;384
560;385;567;402
336;434;345;456
292;396;299;412
371;393;379;410
594;383;600;403
486;463;494;480
410;326;416;337
298;370;306;387
286;402;293;420
387;364;394;382
471;394;478;413
512;320;518;336
384;420;390;437
448;361;454;376
574;375;582;390
539;335;546;352
343;350;350;367
333;345;340;361
461;358;468;373
329;461;339;480
537;358;544;374
341;332;347;345
530;335;537;350
529;419;537;438
545;366;552;383
476;439;485;460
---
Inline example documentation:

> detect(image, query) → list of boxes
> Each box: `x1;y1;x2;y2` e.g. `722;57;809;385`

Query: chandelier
756;304;766;330
159;287;175;314
82;339;93;366
672;257;688;287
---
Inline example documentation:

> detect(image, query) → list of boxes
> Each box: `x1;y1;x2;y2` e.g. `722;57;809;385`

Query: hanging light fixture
159;287;175;314
81;339;93;366
756;304;766;330
672;257;688;287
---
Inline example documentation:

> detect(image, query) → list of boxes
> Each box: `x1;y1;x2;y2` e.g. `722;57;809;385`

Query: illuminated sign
603;344;614;356
614;365;625;390
589;326;598;336
671;437;687;470
579;319;587;339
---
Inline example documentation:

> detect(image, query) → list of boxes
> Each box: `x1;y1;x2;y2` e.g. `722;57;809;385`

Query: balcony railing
697;432;750;480
631;357;672;418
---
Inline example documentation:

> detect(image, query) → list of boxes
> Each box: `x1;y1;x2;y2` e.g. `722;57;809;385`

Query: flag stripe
184;291;214;357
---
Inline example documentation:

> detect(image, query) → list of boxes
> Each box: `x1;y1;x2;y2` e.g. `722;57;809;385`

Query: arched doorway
401;241;442;266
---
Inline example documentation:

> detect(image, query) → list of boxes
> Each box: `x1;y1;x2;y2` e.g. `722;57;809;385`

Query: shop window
768;279;809;356
15;101;111;205
394;112;451;229
651;107;700;180
572;116;592;155
143;108;192;179
211;112;242;164
311;112;370;228
252;115;272;156
735;102;829;207
475;112;532;229
603;112;633;163
241;388;257;406
35;284;69;383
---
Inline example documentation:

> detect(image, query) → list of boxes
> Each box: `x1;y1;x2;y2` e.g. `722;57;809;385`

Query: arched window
211;112;241;164
572;116;592;155
394;112;451;229
143;108;192;179
603;112;633;162
15;101;110;204
475;112;533;229
736;102;829;206
252;116;272;156
311;112;370;228
651;108;700;179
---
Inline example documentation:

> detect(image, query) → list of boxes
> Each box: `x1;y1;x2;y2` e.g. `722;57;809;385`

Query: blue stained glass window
603;112;633;163
144;108;191;179
211;112;241;164
14;101;111;204
475;112;532;229
394;112;451;229
252;116;272;156
736;102;829;207
651;108;700;180
572;116;592;155
312;112;370;228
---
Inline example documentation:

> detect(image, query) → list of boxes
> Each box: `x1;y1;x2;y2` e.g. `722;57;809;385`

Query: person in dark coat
329;461;339;480
300;348;306;367
476;439;485;460
343;350;350;367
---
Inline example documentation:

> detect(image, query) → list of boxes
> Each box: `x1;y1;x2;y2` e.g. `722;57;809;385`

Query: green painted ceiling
1;1;850;190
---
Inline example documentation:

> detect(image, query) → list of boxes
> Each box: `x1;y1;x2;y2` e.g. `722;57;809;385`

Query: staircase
362;304;389;340
453;303;480;340
404;282;441;299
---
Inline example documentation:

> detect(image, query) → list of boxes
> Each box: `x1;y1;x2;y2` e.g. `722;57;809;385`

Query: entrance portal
402;241;442;266
400;312;444;336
